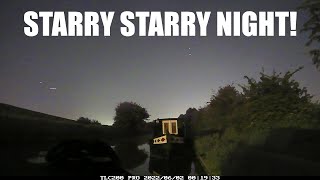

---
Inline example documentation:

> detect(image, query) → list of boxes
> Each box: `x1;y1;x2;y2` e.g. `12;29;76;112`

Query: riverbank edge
193;139;211;175
195;153;210;175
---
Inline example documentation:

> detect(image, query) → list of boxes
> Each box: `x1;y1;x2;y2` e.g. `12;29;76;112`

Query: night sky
0;0;319;125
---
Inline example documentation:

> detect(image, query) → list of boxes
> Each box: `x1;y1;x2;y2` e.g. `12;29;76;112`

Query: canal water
27;137;205;175
113;142;204;175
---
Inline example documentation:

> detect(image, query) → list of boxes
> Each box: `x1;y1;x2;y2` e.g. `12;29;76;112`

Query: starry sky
0;0;319;125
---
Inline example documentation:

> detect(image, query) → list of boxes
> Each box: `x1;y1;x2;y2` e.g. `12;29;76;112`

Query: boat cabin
152;118;185;145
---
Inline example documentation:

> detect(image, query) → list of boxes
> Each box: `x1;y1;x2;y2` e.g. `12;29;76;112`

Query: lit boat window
171;122;177;134
162;120;178;135
163;122;169;134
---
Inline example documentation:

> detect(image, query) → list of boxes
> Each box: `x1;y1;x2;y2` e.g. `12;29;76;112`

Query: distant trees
299;0;320;69
193;85;245;132
76;117;101;125
179;108;199;127
178;108;199;138
113;102;150;133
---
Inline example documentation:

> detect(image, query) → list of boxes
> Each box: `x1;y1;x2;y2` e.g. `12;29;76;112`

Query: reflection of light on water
27;151;47;164
27;156;47;164
125;143;198;175
190;162;196;175
127;143;151;175
138;143;150;155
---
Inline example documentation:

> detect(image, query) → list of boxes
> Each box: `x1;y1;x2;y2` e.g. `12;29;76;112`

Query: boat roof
154;118;179;121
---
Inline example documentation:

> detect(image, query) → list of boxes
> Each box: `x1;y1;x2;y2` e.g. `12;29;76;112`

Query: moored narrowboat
150;118;193;159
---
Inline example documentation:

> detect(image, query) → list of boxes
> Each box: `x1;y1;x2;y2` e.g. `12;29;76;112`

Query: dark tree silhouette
299;0;320;69
179;108;199;126
77;117;101;125
113;102;150;133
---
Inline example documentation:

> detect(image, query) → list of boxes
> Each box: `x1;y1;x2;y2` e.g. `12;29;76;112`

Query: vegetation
113;102;150;134
76;117;101;125
191;68;320;175
299;0;320;69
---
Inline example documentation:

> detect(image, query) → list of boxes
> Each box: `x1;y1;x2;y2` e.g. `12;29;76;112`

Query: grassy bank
194;128;320;175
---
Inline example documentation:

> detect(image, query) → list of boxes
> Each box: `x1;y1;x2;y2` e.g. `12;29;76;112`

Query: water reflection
114;142;200;175
149;143;194;175
149;153;193;175
114;142;148;170
26;139;203;175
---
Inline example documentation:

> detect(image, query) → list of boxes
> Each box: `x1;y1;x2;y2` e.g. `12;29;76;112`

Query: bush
76;117;101;125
